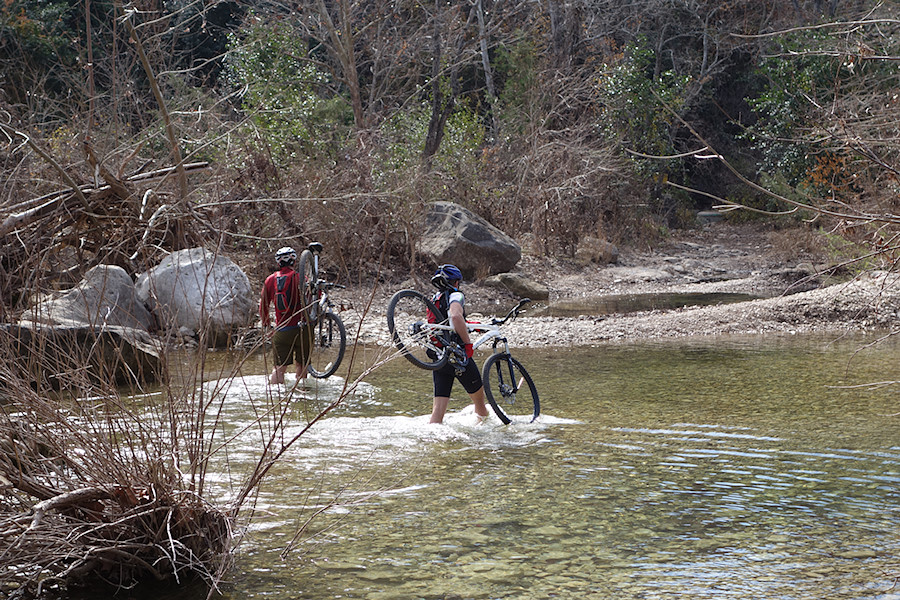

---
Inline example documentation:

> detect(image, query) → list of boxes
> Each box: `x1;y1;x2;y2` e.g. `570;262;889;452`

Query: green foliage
381;107;427;172
380;98;485;175
741;36;837;185
223;18;353;163
596;39;692;175
0;0;79;104
494;37;539;136
437;103;486;172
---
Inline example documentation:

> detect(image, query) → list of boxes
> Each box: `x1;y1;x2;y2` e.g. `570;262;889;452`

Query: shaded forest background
3;0;900;314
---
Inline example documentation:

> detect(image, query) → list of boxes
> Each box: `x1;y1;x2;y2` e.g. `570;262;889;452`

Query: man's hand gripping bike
386;291;539;424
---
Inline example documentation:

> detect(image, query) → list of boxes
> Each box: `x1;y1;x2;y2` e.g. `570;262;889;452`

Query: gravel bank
337;224;900;348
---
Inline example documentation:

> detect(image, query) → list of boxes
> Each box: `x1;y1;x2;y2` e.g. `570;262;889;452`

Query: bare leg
432;387;489;424
295;362;308;380
269;365;287;384
469;387;490;419
431;396;450;424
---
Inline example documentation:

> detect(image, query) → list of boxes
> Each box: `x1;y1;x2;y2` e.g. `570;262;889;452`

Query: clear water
189;333;900;600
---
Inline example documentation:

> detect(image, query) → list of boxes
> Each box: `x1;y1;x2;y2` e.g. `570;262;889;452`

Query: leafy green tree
0;0;79;109
597;39;691;173
223;18;353;162
742;36;837;187
382;98;484;174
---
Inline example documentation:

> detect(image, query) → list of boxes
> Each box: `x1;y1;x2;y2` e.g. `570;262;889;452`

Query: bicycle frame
306;242;343;316
424;321;506;353
419;298;530;356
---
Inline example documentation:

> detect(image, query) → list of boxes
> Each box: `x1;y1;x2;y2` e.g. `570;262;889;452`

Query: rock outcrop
417;201;521;279
136;247;256;346
483;273;550;300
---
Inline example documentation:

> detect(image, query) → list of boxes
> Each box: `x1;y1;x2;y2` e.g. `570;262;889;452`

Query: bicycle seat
308;242;324;254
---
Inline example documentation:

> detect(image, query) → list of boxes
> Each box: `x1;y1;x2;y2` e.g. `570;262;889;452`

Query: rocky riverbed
339;223;900;348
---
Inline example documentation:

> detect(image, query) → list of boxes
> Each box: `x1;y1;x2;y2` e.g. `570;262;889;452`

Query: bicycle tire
307;311;347;378
295;249;318;322
386;289;451;370
481;352;540;424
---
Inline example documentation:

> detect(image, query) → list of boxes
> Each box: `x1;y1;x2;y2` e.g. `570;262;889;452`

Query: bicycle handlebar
491;298;531;326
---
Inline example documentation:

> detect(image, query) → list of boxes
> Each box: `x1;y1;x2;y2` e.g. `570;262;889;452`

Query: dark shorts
272;324;314;367
432;356;483;398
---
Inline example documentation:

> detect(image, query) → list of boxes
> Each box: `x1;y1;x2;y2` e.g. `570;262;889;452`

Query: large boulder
3;323;161;387
417;201;521;279
136;248;256;346
23;265;153;331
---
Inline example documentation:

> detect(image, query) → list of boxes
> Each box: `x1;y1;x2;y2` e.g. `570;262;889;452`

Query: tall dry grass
0;279;391;597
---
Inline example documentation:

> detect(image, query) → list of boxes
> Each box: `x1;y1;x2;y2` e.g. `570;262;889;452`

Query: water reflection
197;334;899;600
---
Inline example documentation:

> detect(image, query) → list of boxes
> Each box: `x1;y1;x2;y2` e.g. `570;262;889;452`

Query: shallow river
185;332;899;600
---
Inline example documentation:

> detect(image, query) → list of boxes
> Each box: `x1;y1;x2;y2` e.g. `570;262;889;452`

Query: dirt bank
339;223;900;347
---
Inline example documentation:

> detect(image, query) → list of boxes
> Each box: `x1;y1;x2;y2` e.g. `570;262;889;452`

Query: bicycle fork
492;340;523;401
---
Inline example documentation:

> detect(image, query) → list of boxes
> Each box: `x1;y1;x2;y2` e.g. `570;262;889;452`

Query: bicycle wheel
307;311;347;378
481;352;540;424
386;289;451;370
295;249;318;322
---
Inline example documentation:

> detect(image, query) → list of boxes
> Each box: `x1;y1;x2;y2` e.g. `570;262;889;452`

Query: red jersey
260;267;306;327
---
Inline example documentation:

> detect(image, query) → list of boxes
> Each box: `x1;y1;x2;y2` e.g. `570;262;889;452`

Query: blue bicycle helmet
431;264;463;290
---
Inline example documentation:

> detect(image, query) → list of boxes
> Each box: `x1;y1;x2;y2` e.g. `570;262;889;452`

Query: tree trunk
422;3;451;165
476;0;498;142
317;0;366;129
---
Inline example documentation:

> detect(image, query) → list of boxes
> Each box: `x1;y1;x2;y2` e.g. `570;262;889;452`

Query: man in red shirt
259;247;314;384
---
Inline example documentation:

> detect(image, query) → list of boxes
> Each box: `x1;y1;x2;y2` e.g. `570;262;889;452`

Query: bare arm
259;285;271;326
448;301;471;345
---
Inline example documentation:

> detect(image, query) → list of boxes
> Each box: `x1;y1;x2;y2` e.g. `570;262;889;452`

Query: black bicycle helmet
275;246;297;267
431;264;463;290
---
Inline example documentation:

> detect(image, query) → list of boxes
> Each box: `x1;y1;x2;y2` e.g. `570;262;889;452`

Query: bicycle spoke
307;312;346;378
386;290;450;370
481;352;540;424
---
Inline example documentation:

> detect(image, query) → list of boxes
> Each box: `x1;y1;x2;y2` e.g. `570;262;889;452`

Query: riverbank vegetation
0;320;388;596
3;0;900;595
4;1;900;308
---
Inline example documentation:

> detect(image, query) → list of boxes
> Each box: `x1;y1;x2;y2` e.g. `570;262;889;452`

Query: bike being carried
296;242;347;379
386;264;539;424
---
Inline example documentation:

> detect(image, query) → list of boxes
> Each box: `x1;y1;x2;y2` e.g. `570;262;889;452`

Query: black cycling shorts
432;356;483;398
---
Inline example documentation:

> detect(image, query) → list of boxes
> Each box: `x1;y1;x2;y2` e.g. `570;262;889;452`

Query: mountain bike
297;242;347;379
386;292;539;424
